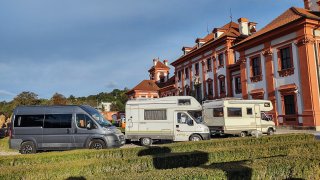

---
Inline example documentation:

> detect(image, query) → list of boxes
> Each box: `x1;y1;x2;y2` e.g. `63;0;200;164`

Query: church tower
148;58;170;84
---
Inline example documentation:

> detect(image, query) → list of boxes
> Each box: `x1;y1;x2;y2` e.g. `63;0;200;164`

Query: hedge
0;141;319;179
0;134;318;179
0;133;315;167
1;156;319;179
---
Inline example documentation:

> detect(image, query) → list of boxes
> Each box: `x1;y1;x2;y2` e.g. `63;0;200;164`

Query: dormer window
182;47;192;55
196;38;205;48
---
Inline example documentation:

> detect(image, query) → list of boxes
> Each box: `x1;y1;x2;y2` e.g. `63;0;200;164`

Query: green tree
12;91;40;106
51;93;67;105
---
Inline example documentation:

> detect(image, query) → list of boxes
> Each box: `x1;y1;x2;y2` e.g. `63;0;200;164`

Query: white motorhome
202;99;275;137
125;96;210;146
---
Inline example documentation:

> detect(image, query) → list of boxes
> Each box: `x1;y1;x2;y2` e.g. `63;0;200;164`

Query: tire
20;141;36;154
239;131;247;137
189;134;202;141
267;128;274;135
140;137;152;146
89;139;106;150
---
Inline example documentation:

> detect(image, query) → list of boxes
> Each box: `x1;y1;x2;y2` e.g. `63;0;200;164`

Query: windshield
80;105;113;127
188;111;203;124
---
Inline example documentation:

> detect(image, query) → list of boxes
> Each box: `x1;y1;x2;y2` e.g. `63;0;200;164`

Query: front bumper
199;133;211;140
106;134;125;148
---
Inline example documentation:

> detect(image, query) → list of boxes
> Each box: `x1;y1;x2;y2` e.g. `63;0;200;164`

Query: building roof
234;7;320;48
149;60;169;72
157;76;175;89
171;21;240;66
131;80;160;91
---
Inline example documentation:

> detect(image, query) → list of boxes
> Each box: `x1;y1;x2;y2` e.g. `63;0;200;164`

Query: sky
0;0;304;101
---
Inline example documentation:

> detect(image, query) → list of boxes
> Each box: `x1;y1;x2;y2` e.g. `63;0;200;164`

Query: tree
12;91;40;106
0;114;5;128
51;93;67;105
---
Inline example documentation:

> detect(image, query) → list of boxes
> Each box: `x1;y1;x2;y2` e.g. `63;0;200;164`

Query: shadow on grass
65;177;86;180
204;161;252;180
138;146;208;169
138;146;253;179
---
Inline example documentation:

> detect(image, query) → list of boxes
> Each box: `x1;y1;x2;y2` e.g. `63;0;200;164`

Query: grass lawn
0;134;319;179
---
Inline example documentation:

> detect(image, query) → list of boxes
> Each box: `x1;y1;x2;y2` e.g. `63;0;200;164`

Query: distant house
97;102;112;112
126;58;176;99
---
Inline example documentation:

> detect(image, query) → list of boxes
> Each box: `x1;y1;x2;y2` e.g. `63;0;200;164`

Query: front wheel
189;134;202;141
20;141;36;154
89;139;106;150
140;137;152;146
267;128;274;135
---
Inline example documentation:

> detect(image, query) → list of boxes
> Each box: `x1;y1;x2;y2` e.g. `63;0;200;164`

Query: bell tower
148;58;170;83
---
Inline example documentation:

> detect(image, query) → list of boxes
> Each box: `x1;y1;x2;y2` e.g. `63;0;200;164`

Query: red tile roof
149;61;169;72
130;80;160;92
171;21;240;66
157;76;175;89
235;7;320;47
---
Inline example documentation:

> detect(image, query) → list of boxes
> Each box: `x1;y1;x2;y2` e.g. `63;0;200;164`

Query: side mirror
86;122;92;130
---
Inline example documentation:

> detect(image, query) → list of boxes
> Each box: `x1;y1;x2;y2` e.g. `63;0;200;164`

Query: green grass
0;137;17;152
0;134;319;179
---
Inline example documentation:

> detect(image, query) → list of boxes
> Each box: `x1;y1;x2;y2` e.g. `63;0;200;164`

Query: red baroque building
128;0;320;129
126;58;176;99
171;20;256;102
233;1;320;129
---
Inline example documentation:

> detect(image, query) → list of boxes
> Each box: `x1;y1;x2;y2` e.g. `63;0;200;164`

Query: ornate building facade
128;0;320;129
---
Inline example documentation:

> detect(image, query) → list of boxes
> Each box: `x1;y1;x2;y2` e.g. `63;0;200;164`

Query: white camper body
125;96;210;145
202;99;275;137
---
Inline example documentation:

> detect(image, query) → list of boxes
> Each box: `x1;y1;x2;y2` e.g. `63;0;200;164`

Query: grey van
9;105;125;154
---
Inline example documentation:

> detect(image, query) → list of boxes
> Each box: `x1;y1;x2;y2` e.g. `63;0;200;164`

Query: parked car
10;105;125;154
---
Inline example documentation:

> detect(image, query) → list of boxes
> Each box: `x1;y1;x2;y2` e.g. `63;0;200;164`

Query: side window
144;110;167;120
247;108;253;115
14;115;44;127
177;112;192;124
76;114;97;129
227;108;242;117
213;108;224;117
44;114;72;128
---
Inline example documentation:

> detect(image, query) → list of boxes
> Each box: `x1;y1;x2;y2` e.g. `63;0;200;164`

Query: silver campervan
9;105;125;154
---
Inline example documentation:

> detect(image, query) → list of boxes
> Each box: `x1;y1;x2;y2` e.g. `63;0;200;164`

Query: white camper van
125;96;210;146
202;99;275;137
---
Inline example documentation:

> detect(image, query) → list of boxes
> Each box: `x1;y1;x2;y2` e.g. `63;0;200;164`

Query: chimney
304;0;320;11
153;58;158;66
163;60;168;66
238;17;249;36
